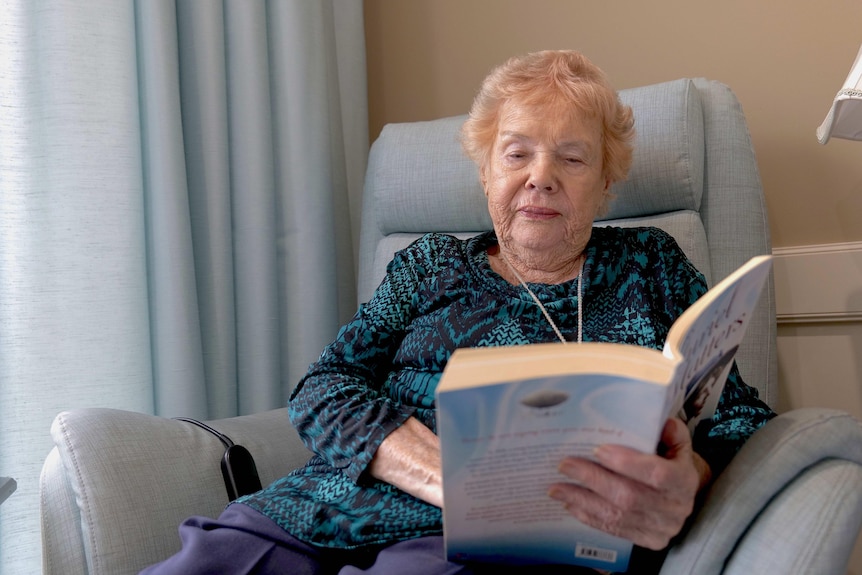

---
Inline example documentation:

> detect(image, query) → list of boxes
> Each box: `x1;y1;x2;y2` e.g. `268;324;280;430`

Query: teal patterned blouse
237;227;775;549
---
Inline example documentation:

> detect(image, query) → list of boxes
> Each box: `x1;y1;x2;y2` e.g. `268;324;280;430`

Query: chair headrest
366;78;705;235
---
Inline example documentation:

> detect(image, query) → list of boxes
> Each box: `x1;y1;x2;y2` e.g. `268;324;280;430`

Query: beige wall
364;0;862;248
773;241;862;575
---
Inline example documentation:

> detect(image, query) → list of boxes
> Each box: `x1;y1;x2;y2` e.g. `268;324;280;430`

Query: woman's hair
461;50;635;186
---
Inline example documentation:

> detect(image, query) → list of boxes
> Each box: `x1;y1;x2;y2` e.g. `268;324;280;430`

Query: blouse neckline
465;230;594;303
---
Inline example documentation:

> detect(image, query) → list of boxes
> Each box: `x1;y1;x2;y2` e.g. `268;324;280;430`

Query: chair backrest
358;78;777;407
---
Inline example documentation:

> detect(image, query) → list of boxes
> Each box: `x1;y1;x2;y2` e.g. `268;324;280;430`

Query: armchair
41;78;862;575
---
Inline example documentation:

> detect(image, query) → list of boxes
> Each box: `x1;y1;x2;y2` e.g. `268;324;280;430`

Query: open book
435;255;772;571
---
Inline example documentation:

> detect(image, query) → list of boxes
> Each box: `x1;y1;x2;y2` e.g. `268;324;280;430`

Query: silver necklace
502;255;584;344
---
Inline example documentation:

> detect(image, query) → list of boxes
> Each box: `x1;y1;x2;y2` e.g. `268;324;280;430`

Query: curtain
0;0;367;572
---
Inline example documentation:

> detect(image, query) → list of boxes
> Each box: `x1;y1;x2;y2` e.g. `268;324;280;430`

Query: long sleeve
692;364;775;476
288;247;421;484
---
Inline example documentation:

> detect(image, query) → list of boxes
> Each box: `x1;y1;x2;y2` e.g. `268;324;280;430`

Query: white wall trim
772;241;862;324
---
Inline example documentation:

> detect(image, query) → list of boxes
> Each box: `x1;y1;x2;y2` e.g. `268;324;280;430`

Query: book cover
437;347;676;571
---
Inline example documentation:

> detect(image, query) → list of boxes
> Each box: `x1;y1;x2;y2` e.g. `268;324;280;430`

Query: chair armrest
41;407;311;575
661;408;862;575
41;447;89;575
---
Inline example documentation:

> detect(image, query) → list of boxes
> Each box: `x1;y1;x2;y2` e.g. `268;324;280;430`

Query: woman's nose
528;154;556;192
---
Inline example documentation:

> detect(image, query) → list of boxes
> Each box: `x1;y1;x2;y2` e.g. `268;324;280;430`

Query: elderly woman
142;50;774;575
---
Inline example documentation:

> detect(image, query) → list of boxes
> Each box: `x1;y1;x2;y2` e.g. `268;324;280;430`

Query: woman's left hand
548;417;712;550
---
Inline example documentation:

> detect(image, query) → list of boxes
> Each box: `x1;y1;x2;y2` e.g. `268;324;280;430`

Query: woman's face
482;99;609;264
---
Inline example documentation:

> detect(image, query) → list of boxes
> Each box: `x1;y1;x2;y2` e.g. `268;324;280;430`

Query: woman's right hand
368;416;444;508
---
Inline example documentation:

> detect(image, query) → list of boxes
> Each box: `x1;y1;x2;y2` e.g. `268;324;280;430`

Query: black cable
173;416;262;501
173;417;235;449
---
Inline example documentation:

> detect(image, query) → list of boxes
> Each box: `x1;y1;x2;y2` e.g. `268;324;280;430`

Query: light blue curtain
0;0;368;572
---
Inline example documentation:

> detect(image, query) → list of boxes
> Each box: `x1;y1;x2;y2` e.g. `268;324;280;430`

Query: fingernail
593;445;607;461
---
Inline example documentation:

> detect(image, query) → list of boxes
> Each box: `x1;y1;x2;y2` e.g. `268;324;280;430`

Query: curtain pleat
222;2;283;415
136;0;209;416
268;0;358;398
176;1;239;418
0;0;366;571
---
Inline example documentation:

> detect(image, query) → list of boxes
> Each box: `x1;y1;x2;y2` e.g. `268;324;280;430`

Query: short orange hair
461;50;635;187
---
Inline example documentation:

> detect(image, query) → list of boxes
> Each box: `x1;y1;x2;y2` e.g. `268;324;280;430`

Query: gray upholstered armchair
41;79;862;575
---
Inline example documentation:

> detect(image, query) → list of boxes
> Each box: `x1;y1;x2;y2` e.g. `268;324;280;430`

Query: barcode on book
575;543;617;563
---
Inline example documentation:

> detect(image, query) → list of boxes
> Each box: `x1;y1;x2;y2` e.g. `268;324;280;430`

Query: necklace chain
502;255;584;344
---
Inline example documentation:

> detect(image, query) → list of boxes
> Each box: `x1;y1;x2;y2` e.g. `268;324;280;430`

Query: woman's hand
548;417;712;550
368;416;444;508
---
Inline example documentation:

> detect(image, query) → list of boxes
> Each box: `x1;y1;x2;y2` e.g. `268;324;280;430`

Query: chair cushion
367;116;488;235
606;78;705;220
367;78;704;235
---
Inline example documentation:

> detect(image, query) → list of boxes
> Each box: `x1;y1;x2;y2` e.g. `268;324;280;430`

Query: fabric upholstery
661;408;862;574
609;78;705;220
723;461;862;574
40;449;88;575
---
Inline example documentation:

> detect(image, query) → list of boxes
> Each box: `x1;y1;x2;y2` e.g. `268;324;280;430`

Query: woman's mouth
519;206;559;220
